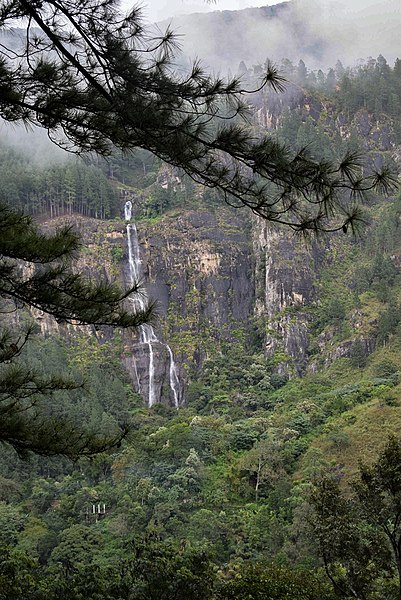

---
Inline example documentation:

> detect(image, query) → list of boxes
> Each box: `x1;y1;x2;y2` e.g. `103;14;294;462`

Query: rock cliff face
122;206;256;405
35;207;255;406
32;178;390;405
134;208;254;379
28;215;127;340
253;219;320;375
31;206;347;404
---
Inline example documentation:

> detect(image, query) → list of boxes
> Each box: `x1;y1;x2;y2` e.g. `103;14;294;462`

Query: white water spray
167;345;181;408
124;200;181;408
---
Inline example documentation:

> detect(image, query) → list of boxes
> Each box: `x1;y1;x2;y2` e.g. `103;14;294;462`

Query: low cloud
162;0;401;74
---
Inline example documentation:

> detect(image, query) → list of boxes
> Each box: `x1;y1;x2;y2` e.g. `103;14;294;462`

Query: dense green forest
2;56;401;599
0;151;118;219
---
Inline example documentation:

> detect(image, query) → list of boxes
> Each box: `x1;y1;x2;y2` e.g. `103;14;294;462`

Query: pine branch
0;1;395;232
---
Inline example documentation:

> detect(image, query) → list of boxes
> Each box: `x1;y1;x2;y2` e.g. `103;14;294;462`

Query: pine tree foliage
0;203;152;457
0;0;397;233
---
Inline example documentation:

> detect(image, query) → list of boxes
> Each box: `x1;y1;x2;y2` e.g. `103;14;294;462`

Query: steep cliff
34;177;398;406
34;205;254;407
26;67;401;404
127;207;255;403
253;219;322;376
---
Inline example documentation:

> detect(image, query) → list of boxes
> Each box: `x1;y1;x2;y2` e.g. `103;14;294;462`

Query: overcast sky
121;0;273;23
121;0;401;23
118;0;399;73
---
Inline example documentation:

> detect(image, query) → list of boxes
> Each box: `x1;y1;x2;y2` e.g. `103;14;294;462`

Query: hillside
1;25;401;600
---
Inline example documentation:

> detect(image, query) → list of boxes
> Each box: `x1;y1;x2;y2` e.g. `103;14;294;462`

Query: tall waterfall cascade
124;200;181;408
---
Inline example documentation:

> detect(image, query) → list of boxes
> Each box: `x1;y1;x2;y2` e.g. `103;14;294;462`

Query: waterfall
124;200;132;222
167;345;180;408
124;200;181;408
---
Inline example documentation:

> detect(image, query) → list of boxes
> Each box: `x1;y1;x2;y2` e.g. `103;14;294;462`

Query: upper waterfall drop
123;199;181;408
124;200;132;222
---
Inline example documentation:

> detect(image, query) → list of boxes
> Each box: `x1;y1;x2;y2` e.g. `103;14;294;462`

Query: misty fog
0;121;70;165
161;0;400;73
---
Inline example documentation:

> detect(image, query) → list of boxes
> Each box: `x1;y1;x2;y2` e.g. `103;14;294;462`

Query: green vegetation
0;147;118;219
3;330;401;597
1;11;401;595
311;437;401;598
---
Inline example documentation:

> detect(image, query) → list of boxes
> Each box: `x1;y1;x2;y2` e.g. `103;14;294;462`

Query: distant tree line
331;56;401;118
239;54;401;128
283;55;401;119
0;145;118;219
